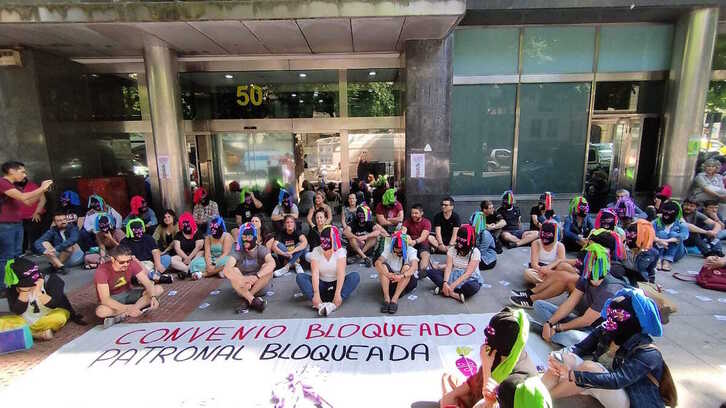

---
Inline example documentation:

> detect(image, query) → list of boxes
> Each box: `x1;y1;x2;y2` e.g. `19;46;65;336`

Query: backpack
631;344;678;407
696;266;726;292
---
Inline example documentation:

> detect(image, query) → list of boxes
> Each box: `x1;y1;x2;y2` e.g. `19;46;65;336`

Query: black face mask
201;197;210;206
98;218;111;233
661;209;677;225
540;230;555;245
182;222;192;235
210;224;224;239
600;215;616;231
91;199;102;212
131;226;144;240
625;229;638;249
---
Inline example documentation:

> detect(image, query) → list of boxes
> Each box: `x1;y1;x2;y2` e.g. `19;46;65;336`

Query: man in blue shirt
34;211;84;274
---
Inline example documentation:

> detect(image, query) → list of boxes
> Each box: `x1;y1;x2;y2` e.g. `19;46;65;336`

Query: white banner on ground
1;313;551;407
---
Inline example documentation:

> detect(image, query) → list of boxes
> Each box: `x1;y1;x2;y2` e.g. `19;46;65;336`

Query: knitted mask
279;190;293;208
130;195;146;215
125;218;145;240
238;222;257;251
356;205;372;224
96;214;112;233
193;188;208;205
539;192;553;211
4;259;41;288
390;230;409;260
595;208;619;231
455;224;475;257
589;228;624;261
501;190;514;209
602;288;663;339
241;188;252;205
602;296;641;346
88;195;106;212
625;219;655;250
582;242;610;282
615;197;636;220
470;211;486;235
569;196;589;218
208;216;226;239
61;190;80;207
486;308;529;384
539;221;559;245
178;212;197;236
659;201;682;226
382;189;396;206
320;226;342;251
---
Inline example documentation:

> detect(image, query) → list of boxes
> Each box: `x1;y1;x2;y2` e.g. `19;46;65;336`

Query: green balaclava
382;189;396;206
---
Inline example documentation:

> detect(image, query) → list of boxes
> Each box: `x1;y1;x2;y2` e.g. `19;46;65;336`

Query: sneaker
158;274;173;284
176;271;187;280
388;302;398;314
103;314;126;329
509;295;533;309
319;302;337;317
191;271;203;280
71;313;88;326
294;263;304;275
273;265;290;277
510;288;532;298
458;293;466;304
218;270;225;279
505;241;517;249
494;246;504;255
433;287;441;296
380;301;391;313
250;296;266;312
235;299;250;314
363;257;373;268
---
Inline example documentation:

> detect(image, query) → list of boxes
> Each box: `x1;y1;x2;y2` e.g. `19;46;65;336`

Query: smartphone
551;350;564;363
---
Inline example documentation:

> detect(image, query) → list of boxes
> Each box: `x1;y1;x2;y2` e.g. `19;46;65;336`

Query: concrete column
660;7;719;199
143;36;190;214
404;35;453;216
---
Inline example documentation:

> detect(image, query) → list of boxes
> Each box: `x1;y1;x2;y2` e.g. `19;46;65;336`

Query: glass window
349;129;405;183
516;83;591;194
46;132;148;179
86;73;142;121
181;70;339;120
451;84;516;195
702;80;726;155
713;34;726;70
454;28;520;76
522;27;595;74
598;25;673;72
347;69;403;117
594;81;665;113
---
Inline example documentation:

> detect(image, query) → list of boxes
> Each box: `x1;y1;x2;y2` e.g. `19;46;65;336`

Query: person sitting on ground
1;258;86;341
192;187;220;234
271;189;299;232
681;197;723;257
478;200;505;254
341;192;358;231
306;207;329;256
701;200;726;239
606;189;647;219
272;215;308;277
325;182;342;216
595;208;626;242
250;215;276;251
429;225;484;303
345;204;386;267
375;231;418;314
122;195;157;231
498;191;539;249
120;218;172;284
427;196;461;254
530;192;560;231
224;222;275;313
34;211;84;274
94;245;163;327
58;190;85;229
371;175;389;208
646;185;671;221
306;190;333;228
297;180;316;221
375;188;404;234
543;288;668;408
170;212;204;279
690;158;726;207
531;242;626;347
519;221;566;289
84;214;123;269
441;307;551;408
83;194;123;236
152;209;177;256
585;170;609;213
563;196;594;252
652;200;689;271
234;188;263;227
401;203;432;272
623;219;659;284
614;196;637;229
189;215;234;280
470;209;498;271
296;225;360;317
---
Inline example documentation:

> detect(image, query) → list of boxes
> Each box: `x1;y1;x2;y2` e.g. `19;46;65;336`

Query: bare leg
390;276;410;303
361;237;377;255
347;232;366;258
516;231;539;247
419;250;431;270
170;255;190;272
500;231;518;244
376;261;391;302
248;273;273;297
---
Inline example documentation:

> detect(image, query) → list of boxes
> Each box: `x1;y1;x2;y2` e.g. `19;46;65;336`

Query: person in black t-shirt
233;189;263;227
428;196;461;254
120;218;172;284
272;215;308;276
479;200;505;254
498;191;539;249
343;205;386;266
170;212;205;278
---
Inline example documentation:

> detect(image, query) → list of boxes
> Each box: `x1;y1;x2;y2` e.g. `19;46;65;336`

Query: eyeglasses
113;257;131;265
440;203;451;207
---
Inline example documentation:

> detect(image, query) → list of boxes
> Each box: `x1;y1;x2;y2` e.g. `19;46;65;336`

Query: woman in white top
522;221;566;285
428;224;483;303
295;226;360;316
374;231;419;314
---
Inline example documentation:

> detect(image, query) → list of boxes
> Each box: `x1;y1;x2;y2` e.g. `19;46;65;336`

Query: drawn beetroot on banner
271;365;333;408
455;346;477;377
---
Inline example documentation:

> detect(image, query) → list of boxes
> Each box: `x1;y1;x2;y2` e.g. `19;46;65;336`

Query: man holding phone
0;161;53;298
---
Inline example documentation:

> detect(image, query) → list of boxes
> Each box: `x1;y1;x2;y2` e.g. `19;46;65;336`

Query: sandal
661;261;672;272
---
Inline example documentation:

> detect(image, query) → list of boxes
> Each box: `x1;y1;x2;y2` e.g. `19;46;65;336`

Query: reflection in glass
451;84;516;195
347;69;403;117
301;133;341;186
522;27;595;74
180;71;338;120
47;132;148;179
714;34;726;70
86;73;141;121
516;83;591;194
597;25;673;73
594;81;665;113
349;129;405;183
454;27;520;76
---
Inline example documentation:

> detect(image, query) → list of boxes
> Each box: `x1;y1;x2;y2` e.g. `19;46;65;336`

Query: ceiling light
369;71;376;76
299;100;304;103
291;93;297;97
299;73;307;78
318;99;323;103
224;74;233;79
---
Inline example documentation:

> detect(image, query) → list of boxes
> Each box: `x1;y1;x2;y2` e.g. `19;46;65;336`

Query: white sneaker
103;314;126;329
294;263;304;275
319;302;337;317
218;271;225;279
273;264;290;277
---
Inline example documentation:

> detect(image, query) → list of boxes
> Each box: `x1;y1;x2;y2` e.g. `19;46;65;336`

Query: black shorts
413;242;430;254
503;229;524;239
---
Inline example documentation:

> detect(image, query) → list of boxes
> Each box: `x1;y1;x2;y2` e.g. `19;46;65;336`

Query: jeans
0;222;24;290
276;242;308;267
656;242;686;263
64;247;85;268
533;300;592;348
685;234;723;257
427;268;481;298
718;230;726;240
296;272;360;302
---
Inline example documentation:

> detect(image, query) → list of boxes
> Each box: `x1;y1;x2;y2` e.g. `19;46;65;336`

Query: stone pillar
143;36;190;214
404;35;453;216
660;7;719;199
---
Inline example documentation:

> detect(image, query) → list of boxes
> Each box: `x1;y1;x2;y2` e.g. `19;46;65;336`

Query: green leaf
456;346;472;356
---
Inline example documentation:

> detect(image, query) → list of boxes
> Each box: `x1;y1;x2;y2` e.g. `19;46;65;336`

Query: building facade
0;1;723;217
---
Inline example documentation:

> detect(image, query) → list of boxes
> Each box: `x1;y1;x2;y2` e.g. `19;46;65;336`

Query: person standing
15;177;47;254
0;161;53;298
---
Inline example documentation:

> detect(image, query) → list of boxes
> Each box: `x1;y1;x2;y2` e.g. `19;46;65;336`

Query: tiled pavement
2;248;726;407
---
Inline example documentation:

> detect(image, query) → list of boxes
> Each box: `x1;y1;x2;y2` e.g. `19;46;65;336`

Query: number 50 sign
237;84;263;106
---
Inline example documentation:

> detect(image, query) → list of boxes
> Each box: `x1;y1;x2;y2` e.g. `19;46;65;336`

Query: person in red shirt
0;161;53;298
15;178;47;254
94;245;163;328
401;203;433;274
375;188;404;234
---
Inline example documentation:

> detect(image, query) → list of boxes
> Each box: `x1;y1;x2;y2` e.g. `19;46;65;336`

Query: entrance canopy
0;0;465;58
